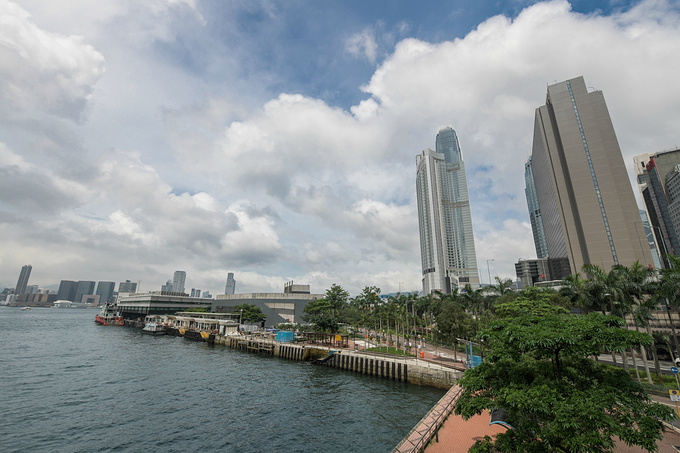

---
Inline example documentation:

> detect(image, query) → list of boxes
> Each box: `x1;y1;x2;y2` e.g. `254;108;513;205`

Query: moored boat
142;315;167;335
95;304;124;326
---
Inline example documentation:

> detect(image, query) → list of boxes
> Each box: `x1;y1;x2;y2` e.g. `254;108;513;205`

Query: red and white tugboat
95;303;125;326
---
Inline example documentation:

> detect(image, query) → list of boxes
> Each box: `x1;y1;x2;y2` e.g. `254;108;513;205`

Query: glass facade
416;127;479;293
524;156;548;258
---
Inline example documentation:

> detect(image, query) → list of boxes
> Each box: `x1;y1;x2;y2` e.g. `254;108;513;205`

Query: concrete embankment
216;334;462;389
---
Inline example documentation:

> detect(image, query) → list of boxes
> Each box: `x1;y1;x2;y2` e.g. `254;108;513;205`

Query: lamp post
486;259;494;286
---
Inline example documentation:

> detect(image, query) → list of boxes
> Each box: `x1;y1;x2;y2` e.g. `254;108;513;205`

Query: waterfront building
530;76;652;275
213;282;322;327
172;270;186;294
524;157;548;259
95;281;115;305
633;148;680;267
117;292;212;319
74;281;95;303
225;272;236;295
57;280;78;301
15;265;32;295
416;126;480;294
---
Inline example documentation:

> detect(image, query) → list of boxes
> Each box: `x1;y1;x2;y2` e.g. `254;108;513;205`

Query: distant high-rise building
633;148;680;267
172;271;186;294
190;288;201;298
416;126;480;293
666;165;680;248
74;281;95;303
202;291;212;298
15;265;32;295
161;280;173;292
524;157;548;259
225;272;236;295
57;280;78;301
530;76;652;274
95;281;115;305
118;280;137;294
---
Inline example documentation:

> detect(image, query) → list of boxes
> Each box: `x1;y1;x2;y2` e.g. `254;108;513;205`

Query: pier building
213;282;322;327
117;291;212;319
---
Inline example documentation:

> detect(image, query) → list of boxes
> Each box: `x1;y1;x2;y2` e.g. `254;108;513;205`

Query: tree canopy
233;303;266;324
455;311;675;452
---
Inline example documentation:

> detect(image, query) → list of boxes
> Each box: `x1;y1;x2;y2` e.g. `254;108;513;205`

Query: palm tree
560;273;591;314
582;264;632;372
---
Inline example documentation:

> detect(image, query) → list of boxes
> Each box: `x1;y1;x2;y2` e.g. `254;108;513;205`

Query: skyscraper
74;281;95;303
530;76;652;274
15;265;32;295
225;272;236;295
172;271;186;294
57;280;78;301
524;156;548;259
95;281;115;305
416;126;479;293
118;280;137;294
633;148;680;267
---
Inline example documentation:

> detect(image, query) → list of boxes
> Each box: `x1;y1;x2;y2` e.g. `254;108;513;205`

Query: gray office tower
172;271;186;294
416;126;479;294
57;280;78;301
96;281;115;305
74;281;95;303
530;76;653;275
225;272;236;295
15;265;32;295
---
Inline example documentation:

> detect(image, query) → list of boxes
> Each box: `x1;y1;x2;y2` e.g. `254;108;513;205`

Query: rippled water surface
0;308;445;452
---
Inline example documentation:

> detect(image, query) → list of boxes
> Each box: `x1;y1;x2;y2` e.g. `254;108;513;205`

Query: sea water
0;308;445;452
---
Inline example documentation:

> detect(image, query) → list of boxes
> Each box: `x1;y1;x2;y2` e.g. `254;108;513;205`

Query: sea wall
215;335;461;389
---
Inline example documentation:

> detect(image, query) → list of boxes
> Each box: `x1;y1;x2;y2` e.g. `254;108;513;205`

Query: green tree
435;293;477;359
301;284;350;333
233;303;266;324
302;298;337;333
494;286;568;319
560;273;591;313
455;312;675;453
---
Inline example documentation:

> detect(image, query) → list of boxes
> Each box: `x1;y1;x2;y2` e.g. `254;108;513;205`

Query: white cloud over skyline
1;0;679;296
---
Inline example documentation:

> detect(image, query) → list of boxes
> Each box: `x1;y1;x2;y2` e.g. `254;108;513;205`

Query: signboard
669;389;680;402
671;366;679;374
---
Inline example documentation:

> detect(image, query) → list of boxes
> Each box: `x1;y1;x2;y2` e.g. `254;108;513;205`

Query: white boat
20;306;31;311
142;315;167;335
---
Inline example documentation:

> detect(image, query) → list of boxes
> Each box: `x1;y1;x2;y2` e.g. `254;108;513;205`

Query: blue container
276;331;295;343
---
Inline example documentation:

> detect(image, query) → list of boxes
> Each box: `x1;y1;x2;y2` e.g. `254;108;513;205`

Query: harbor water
0;308;446;452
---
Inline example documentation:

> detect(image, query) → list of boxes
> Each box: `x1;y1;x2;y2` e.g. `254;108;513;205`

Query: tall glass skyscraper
416;126;479;294
524;156;548;259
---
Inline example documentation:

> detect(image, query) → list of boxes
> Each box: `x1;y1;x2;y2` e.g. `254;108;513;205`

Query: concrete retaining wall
215;335;462;388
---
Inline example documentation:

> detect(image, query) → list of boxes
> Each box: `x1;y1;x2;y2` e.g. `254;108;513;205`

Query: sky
1;0;680;297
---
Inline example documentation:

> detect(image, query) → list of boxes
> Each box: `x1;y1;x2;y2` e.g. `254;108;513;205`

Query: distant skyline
1;0;680;296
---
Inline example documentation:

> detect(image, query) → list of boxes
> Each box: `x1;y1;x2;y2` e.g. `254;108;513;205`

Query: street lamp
486;259;494;286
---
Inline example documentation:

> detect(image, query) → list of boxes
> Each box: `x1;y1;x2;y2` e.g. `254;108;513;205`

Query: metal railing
392;385;464;453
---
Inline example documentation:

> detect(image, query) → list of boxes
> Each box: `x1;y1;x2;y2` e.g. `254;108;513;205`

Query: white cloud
3;0;680;297
345;27;378;62
0;0;105;120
